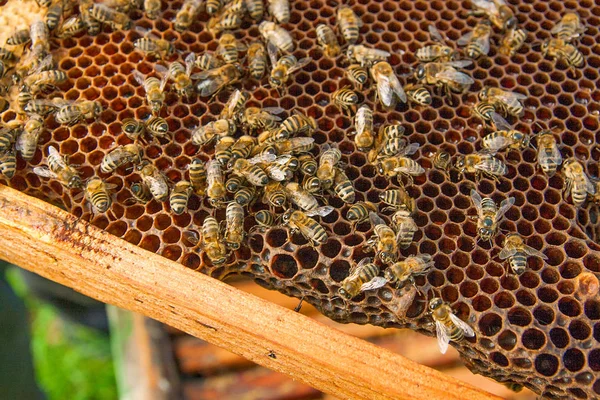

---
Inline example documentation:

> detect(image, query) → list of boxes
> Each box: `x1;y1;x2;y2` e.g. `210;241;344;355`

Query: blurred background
2;263;536;400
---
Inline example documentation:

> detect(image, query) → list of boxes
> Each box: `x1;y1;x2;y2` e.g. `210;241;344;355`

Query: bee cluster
0;0;599;397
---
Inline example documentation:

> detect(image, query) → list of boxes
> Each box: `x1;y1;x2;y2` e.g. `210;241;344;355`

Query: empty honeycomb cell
535;354;560;377
569;320;591;341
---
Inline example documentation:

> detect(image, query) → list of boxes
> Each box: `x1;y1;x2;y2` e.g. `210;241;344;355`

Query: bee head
282;209;293;223
478;87;489;101
337;287;351;300
540;40;550;56
269;76;282;88
429;297;443;311
504;16;517;31
415;64;426;81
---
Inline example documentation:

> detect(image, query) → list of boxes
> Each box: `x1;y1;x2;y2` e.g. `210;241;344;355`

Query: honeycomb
2;0;600;398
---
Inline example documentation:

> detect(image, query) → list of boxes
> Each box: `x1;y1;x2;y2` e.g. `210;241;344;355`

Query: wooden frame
0;185;500;400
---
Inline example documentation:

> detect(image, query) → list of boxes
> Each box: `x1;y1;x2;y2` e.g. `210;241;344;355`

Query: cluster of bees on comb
0;0;598;389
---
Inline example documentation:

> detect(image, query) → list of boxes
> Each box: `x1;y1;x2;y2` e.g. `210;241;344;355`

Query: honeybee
454;152;507;181
284;182;318;210
30;20;50;56
138;162;169;202
317;145;342;189
228;135;258;167
332;87;359;116
216;33;246;65
370;61;407;108
377;154;425;183
346;64;368;91
24;98;61;116
316;24;341;57
212;136;234;167
346;44;390;67
234;183;257;206
145;116;169;139
0;149;16;179
298;154;317;175
499;233;548;275
478;86;526;118
252;209;277;232
272;137;315;155
188;158;207;195
0;46;16;62
33;145;82;188
367;124;409;162
56;16;86;39
24;64;67;93
242;106;284;133
367;212;398;264
45;0;63;31
268;44;312;92
195;52;224;71
259;21;294;53
206;159;226;206
101;144;143;173
165;180;191;214
390;209;418;249
283;206;333;246
191;119;235;146
470;189;514;243
470;0;517;32
0;121;20;154
338;258;386;300
79;0;101;35
472;101;498;126
200;216;228;265
128;181;152;204
498;28;527;56
280;111;317;137
205;0;223;15
134;70;167;115
457;20;492;59
165;53;196;98
220;89;249;122
268;0;290;23
301;175;321;194
429;298;475;354
245;0;264;19
175;0;202;31
404;84;432;106
563;158;596;207
15;114;44;161
536;130;562;177
262;154;296;181
224;201;245;250
246;42;267;80
226;175;246;193
384;255;434;288
416;25;455;62
482;115;531;152
194;63;244;98
144;0;161;19
551;12;586;42
55;100;103;125
415;60;474;102
231;156;271;187
134;27;175;59
353;105;374;151
337;6;362;45
6;28;31;46
541;38;584;73
332;168;355;203
83;178;117;214
207;9;243;35
432;149;452;178
89;3;132;30
347;201;378;227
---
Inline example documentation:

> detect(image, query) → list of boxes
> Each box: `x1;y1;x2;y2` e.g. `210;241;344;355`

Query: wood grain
0;185;500;400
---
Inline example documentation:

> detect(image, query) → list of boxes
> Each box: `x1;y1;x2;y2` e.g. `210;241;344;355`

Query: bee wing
470;190;483;215
376;75;394;107
552;144;563;166
134;26;160;41
267;166;287;181
360;276;388;292
495;196;515;221
471;0;499;14
273;154;293;165
369;211;386;226
521;244;549;260
133;70;146;86
30;54;55;75
435;321;451;354
33;166;57;179
443;60;473;69
400;142;420;156
457;30;474;46
196;76;225;97
475;32;491;55
496;90;527;106
267;41;279;66
449;313;475;338
436;69;474;85
248;153;277;164
263;106;286;115
305;205;334;217
584;174;597;195
550;20;568;36
428;25;445;43
183;230;200;246
497;246;517;260
389;73;407;103
184;53;196;76
491;112;512;131
287;57;312;74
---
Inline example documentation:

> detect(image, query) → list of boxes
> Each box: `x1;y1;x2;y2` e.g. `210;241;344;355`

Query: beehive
2;0;600;398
